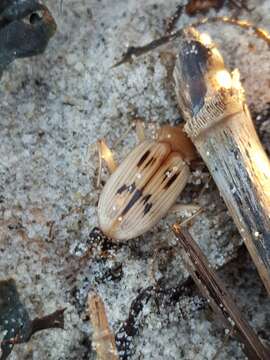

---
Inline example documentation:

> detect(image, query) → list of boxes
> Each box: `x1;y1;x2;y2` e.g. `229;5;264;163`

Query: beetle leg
179;207;204;227
112;118;145;146
170;204;203;229
212;325;235;360
197;175;212;201
112;122;136;149
169;203;201;216
135;118;146;143
149;245;176;284
96;119;145;188
97;139;118;188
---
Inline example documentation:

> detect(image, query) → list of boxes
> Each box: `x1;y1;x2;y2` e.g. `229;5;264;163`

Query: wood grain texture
173;226;270;360
174;28;270;294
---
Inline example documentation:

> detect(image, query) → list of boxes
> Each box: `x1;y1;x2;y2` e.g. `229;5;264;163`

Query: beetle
97;121;199;241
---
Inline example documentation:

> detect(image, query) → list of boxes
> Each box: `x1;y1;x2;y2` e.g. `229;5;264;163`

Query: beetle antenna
178;207;204;228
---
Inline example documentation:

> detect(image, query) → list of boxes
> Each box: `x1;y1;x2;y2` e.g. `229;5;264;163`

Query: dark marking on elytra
164;173;180;189
141;194;152;216
161;169;172;184
116;182;136;195
143;156;156;169
137;150;150;167
121;189;143;216
142;194;151;205
128;182;136;193
116;184;128;195
143;203;153;216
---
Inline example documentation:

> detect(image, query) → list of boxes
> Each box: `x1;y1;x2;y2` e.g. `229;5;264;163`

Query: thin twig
113;17;270;67
212;326;235;360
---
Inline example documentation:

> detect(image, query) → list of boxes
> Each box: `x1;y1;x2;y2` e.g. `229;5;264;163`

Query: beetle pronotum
97;121;198;241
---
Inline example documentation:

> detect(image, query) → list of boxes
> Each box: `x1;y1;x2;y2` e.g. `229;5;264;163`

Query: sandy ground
0;0;270;359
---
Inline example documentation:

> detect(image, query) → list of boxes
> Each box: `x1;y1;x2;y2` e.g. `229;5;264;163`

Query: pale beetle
97;121;199;241
95;9;270;244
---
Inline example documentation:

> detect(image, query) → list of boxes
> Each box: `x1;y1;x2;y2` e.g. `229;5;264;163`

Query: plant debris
115;286;153;360
88;292;119;360
0;279;65;360
114;16;270;68
0;0;56;77
165;0;250;34
115;280;205;359
65;227;123;285
173;225;270;360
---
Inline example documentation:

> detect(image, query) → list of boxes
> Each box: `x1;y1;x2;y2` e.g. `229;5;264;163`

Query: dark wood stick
173;224;270;360
174;27;270;295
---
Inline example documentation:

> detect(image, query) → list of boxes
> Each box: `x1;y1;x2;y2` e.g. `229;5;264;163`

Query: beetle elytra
97;121;198;241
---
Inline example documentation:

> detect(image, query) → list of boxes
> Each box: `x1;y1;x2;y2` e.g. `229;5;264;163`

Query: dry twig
175;28;270;294
173;225;270;359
